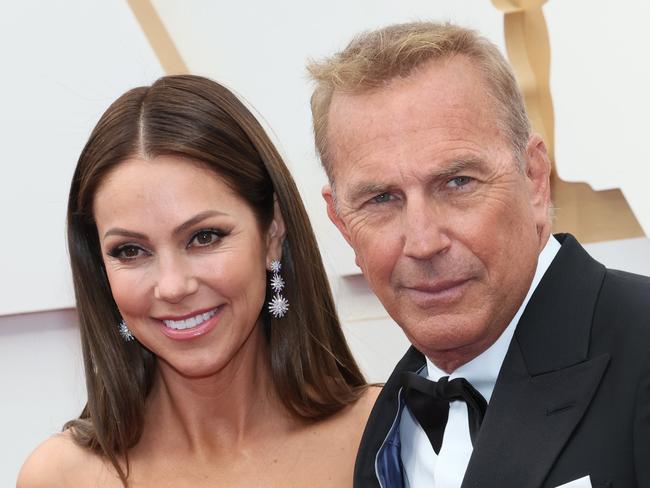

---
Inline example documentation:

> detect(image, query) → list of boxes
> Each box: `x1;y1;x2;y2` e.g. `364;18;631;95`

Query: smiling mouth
162;308;219;330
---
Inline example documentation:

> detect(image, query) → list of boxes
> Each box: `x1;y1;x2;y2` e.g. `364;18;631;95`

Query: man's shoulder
592;267;650;343
598;267;650;318
602;266;650;302
551;234;650;329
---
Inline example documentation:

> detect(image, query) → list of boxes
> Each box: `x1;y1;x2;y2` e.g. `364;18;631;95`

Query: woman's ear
266;196;287;264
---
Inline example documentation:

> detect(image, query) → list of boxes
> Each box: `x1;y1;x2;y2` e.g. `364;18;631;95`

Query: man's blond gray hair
307;21;531;181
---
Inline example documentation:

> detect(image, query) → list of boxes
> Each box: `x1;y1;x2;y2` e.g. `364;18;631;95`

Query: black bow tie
401;371;488;454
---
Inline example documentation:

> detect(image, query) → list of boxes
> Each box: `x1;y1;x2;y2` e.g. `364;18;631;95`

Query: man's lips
401;278;472;306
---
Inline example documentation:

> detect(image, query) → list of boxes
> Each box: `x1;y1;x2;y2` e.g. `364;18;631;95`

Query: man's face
324;56;551;371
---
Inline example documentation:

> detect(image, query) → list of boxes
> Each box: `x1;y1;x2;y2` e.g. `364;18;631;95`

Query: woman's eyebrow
103;228;147;240
103;210;229;240
171;210;228;237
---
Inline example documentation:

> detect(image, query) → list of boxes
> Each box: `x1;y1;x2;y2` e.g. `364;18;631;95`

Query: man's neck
427;235;561;374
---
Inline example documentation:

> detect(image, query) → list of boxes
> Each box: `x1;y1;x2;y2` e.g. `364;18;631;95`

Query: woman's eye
447;176;473;188
189;230;222;248
109;245;146;260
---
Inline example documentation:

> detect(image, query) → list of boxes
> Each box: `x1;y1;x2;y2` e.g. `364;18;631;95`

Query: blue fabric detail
376;393;406;488
376;363;428;487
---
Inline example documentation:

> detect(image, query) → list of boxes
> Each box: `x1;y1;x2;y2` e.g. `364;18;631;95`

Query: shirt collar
425;235;561;402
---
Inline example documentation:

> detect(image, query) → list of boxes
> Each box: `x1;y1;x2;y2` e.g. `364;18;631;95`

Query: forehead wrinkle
342;121;492;168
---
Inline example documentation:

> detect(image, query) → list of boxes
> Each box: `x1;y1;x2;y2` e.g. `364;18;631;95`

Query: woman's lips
156;306;223;341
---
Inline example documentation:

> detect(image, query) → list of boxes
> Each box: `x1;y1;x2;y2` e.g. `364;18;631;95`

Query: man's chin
398;319;493;366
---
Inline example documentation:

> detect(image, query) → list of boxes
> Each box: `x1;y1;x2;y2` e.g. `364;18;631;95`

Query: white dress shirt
400;236;561;487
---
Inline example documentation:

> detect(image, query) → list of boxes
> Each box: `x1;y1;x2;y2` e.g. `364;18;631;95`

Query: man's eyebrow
344;157;487;201
103;210;228;240
345;183;391;204
432;157;487;180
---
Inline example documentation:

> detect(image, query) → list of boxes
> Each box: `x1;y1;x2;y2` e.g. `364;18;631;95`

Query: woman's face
93;155;284;378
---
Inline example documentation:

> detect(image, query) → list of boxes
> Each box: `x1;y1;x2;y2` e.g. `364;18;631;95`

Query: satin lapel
462;235;610;488
354;346;425;487
461;343;609;488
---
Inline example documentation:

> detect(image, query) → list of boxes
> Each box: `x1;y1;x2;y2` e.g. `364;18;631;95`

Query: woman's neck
137;327;297;457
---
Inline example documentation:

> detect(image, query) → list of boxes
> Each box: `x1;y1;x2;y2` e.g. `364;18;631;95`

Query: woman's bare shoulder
17;431;108;488
287;386;382;486
349;385;382;421
325;385;382;432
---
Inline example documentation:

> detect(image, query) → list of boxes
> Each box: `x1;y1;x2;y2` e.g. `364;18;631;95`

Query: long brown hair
65;75;367;486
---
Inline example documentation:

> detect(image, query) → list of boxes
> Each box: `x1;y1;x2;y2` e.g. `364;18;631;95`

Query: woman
18;75;378;487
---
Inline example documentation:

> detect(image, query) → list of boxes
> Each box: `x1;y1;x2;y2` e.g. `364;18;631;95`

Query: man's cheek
363;253;395;287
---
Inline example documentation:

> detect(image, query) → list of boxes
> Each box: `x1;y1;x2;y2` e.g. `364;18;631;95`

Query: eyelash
107;228;228;261
107;242;150;261
188;228;226;248
370;193;393;204
364;176;474;207
447;176;474;189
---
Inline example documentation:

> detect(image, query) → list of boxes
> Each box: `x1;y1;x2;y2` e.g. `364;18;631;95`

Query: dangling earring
118;319;135;342
268;260;289;318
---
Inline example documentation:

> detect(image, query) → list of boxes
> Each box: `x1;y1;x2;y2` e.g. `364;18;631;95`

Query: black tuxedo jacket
354;234;650;488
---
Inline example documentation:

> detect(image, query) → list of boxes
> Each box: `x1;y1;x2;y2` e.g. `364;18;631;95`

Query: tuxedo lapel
462;235;611;488
461;342;609;488
354;346;425;487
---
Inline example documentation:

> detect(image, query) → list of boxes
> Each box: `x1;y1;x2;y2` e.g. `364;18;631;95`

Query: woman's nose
153;255;199;303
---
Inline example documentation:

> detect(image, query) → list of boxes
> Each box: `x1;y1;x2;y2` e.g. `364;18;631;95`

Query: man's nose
154;254;199;303
401;196;451;260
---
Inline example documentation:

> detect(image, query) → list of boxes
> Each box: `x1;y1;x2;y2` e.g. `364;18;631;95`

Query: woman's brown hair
64;75;367;486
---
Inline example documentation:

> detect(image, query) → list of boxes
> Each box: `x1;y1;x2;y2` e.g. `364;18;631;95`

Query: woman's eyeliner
107;228;228;262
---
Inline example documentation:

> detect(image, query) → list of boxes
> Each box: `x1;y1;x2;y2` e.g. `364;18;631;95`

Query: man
307;22;650;488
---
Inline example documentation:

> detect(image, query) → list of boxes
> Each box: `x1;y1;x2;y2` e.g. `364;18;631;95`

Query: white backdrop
0;0;164;315
0;0;508;316
151;0;507;279
1;1;648;317
548;0;650;233
2;1;650;486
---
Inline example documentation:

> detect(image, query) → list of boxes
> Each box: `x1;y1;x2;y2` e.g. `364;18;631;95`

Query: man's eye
371;193;392;204
189;230;223;248
447;176;473;188
109;245;146;260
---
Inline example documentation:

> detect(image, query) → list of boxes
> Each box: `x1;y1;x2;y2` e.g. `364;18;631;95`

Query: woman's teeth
162;308;218;330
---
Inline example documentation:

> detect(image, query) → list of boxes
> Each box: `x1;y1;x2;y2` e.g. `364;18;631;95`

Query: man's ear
266;196;287;263
524;134;552;238
322;184;353;246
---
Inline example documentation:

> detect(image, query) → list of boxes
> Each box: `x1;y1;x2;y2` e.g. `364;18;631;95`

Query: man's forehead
328;56;488;116
327;59;495;144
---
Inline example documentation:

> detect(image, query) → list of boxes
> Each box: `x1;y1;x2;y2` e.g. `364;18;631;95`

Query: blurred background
1;1;649;484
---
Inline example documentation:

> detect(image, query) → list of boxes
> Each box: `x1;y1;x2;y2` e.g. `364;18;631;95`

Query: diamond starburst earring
268;260;289;318
118;320;134;342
